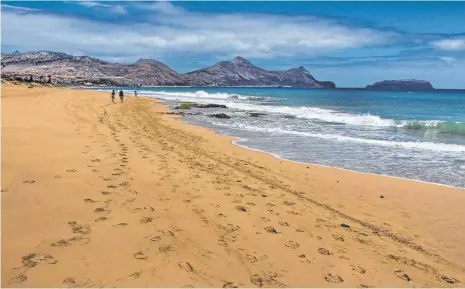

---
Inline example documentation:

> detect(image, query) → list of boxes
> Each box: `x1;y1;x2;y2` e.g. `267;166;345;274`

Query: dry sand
2;84;465;287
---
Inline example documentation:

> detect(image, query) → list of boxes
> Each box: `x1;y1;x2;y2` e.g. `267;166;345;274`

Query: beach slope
2;85;465;287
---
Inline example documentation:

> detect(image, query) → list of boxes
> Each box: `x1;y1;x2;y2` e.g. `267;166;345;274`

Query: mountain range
1;51;335;88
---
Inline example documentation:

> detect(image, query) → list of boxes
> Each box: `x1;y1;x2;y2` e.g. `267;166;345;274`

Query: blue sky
2;1;465;88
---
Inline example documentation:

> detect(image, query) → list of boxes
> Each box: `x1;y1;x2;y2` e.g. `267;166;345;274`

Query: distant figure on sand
111;90;116;103
134;90;138;97
119;90;124;103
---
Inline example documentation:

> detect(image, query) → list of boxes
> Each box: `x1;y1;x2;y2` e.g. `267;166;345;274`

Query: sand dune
2;85;465;287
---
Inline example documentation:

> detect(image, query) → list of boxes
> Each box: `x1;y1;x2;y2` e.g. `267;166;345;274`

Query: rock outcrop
365;80;434;91
186;57;335;88
1;51;335;88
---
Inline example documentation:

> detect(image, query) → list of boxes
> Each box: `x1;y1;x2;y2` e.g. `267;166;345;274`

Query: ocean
96;87;465;188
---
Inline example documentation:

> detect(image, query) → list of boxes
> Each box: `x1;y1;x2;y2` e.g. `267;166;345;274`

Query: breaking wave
124;90;465;136
140;90;272;101
209;122;465;153
400;120;465;136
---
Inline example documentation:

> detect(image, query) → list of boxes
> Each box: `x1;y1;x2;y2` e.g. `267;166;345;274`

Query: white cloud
440;56;455;65
431;38;465;51
110;5;127;15
73;1;127;14
1;4;40;12
75;1;110;8
1;3;398;61
146;2;184;15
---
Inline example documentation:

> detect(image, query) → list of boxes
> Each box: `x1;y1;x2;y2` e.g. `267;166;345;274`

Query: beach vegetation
176;103;193;110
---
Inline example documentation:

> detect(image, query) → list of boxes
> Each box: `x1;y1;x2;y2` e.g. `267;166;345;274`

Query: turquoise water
96;87;465;188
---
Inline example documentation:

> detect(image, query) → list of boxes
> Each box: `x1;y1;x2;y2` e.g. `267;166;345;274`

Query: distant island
1;51;335;88
365;79;434;91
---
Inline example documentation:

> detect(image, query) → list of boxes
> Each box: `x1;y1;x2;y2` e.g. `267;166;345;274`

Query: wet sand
2;85;465;287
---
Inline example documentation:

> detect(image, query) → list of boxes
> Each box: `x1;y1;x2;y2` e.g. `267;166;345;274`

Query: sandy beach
2;84;465;287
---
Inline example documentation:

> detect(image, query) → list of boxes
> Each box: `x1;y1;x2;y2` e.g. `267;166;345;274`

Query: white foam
231;138;462;189
138;90;256;101
100;89;462;131
209;121;465;153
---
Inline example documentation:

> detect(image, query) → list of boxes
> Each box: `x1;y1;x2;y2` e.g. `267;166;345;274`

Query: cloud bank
1;2;400;61
432;37;465;51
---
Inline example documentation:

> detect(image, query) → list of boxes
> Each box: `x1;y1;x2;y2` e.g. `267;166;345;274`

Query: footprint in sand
129;271;142;279
68;221;91;234
21;253;57;267
223;281;239;288
261;217;270;223
394;270;412;281
134;252;148;260
123;198;137;205
95;217;108;222
113;223;127;227
352;265;366;274
249;273;283;287
101;191;112;195
264;227;279;234
318;248;332;255
279;221;289;226
150;236;162;242
62;277;92;288
178;261;194;272
7;274;27;285
144;206;155;212
52;236;90;247
325;273;344;283
140;217;153;224
283;201;295;206
94;208;111;214
66;169;77;173
441;276;458;284
285;241;300;249
332;234;344;241
235;206;247;212
218;239;227;247
159;244;173;253
91;159;100;163
22;180;35;184
107;185;117;189
286;210;301;216
246;254;258;263
298;254;311;263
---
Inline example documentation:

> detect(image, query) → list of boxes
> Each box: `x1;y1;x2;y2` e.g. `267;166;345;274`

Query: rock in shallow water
249;112;267;117
209;113;231;119
193;103;227;109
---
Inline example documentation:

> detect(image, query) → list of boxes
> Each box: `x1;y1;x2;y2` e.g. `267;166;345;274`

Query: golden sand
2;85;465;287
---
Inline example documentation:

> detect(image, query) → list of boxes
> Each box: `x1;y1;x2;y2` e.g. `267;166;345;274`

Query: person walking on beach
111;90;116;103
134;90;138;97
119;90;124;103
